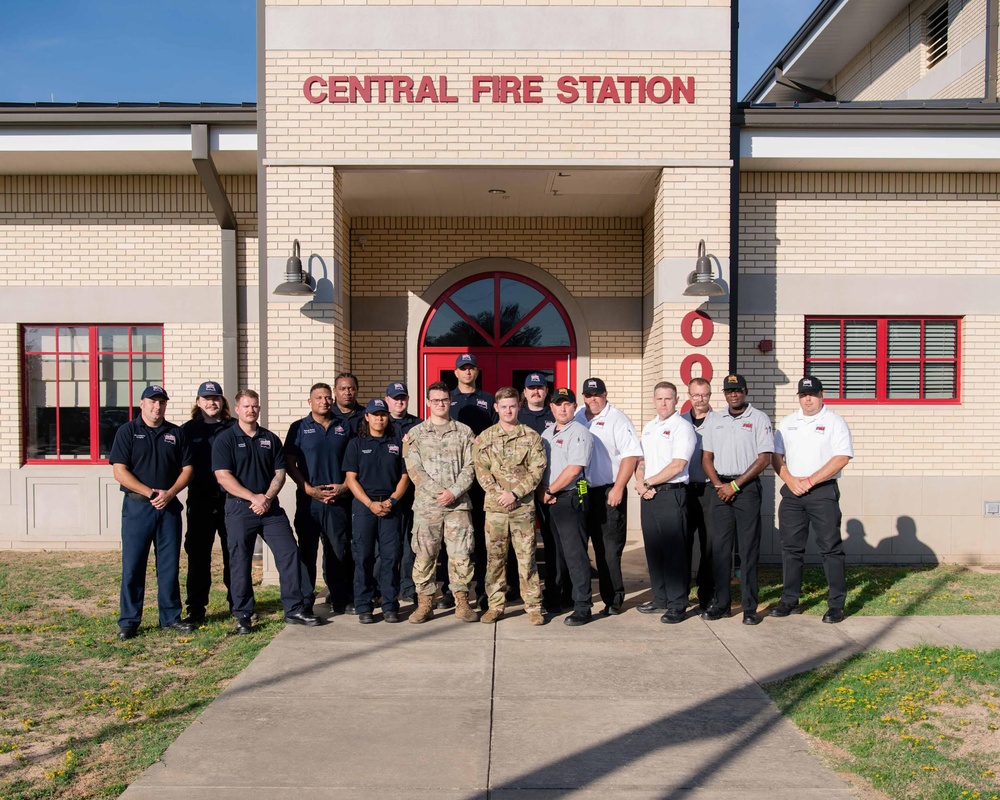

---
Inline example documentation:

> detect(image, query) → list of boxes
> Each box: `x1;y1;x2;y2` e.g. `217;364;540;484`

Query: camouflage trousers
485;506;542;612
412;508;474;596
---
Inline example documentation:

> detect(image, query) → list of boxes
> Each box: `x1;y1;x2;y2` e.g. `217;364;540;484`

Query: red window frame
21;324;165;464
804;316;961;405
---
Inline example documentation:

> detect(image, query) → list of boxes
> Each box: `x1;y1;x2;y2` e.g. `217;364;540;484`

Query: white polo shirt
640;412;697;485
575;402;643;487
774;404;854;479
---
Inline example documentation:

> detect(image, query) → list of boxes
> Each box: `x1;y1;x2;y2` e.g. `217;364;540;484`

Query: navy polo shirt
181;417;234;490
212;423;286;496
109;417;192;491
518;406;555;436
450;388;498;435
343;435;407;496
391;413;420;443
332;405;364;435
283;414;353;486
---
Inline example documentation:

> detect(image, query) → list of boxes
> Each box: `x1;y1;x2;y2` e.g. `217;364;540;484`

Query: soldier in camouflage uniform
474;386;547;625
404;381;478;623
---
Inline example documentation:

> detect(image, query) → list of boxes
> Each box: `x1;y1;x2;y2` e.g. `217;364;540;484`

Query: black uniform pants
397;504;416;598
640;485;690;611
777;481;847;610
684;482;716;609
537;498;571;607
709;478;762;613
586;484;628;609
184;489;231;618
225;499;306;620
120;497;183;629
351;500;401;614
295;496;354;611
547;491;592;613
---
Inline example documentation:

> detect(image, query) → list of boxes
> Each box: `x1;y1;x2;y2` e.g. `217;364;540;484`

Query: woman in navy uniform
343;399;411;624
181;381;234;625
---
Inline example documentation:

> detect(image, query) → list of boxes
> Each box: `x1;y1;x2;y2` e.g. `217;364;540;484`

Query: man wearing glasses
700;374;773;626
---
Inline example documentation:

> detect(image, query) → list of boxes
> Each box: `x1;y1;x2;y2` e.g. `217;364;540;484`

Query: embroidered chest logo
134;434;146;439
477;399;488;409
303;428;316;435
238;442;246;448
595;421;606;427
334;426;345;435
164;434;176;445
361;448;373;455
555;439;564;446
662;430;671;437
259;439;271;449
815;426;826;434
742;423;754;431
388;444;400;455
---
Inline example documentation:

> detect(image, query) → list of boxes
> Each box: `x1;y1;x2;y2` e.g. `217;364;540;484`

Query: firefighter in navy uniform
284;382;355;616
343;399;411;624
109;384;194;640
212;389;322;634
442;353;498;609
385;381;420;603
332;372;364;434
180;381;234;626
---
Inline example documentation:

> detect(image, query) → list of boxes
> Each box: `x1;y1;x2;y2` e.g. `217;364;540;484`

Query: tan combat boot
527;609;545;626
454;591;479;622
481;607;505;624
409;594;434;624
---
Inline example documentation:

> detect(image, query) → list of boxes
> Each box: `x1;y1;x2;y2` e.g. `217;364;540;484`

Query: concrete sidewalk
122;584;1000;799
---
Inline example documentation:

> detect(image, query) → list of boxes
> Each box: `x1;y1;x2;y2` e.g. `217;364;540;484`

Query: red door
419;272;576;415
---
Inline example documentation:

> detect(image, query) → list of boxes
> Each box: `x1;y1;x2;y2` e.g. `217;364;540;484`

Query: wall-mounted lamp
273;239;314;296
757;339;774;354
683;240;725;298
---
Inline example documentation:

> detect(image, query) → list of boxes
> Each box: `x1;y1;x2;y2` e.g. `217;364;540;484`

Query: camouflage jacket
403;419;475;511
474;423;546;513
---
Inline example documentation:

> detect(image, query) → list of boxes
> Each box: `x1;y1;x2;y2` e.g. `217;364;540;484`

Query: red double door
420;352;573;417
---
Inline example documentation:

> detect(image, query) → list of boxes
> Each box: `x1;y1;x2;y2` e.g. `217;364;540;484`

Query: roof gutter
729;0;740;374
0;108;256;126
740;105;1000;130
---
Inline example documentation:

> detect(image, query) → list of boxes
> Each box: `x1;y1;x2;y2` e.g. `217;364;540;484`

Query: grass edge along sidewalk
1;553;999;798
0;551;284;799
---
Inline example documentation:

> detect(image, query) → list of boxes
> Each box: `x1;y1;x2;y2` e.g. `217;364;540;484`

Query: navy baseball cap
797;376;823;395
197;381;223;397
722;374;748;392
524;373;547;388
582;377;606;395
365;398;389;414
551;388;576;404
385;382;409;398
455;354;478;368
141;385;169;400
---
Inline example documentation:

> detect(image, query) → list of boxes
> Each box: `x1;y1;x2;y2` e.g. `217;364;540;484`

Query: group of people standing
108;355;854;639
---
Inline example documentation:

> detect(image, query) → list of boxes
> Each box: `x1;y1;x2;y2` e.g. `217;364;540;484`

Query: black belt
718;475;760;483
125;491;150;503
810;479;837;490
655;483;686;491
368;495;392;502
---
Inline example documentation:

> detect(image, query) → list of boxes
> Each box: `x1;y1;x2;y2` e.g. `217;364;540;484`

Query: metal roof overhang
745;0;914;104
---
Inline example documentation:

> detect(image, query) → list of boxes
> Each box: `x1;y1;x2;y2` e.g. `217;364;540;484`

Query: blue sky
0;0;814;104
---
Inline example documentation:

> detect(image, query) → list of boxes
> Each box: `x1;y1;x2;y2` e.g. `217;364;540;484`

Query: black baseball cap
551;388;576;404
722;374;748;392
582;377;606;395
365;398;389;414
797;376;823;395
385;382;409;398
455;354;478;368
524;373;547;388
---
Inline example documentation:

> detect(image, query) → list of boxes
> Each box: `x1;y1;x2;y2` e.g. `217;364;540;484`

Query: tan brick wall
740;172;1000;275
590;330;644;426
354;331;405;403
239;322;261;390
0;175;256;287
264;166;351;431
350;217;642;297
267;51;728;162
165;323;225;409
826;0;987;101
0;324;19;468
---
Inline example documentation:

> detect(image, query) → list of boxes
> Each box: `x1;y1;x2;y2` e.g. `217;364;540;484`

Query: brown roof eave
739;104;1000;131
0;106;258;126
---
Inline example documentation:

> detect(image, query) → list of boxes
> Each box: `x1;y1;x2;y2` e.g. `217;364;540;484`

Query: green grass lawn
755;564;1000;617
0;550;284;799
766;645;1000;800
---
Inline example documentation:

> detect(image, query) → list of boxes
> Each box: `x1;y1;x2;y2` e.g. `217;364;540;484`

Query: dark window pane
887;362;921;398
424;304;489;348
844;362;877;399
24;326;56;353
924;321;957;358
924;363;956;399
498;278;544;338
888;321;921;358
132;326;163;353
100;407;135;460
503;303;570;347
447;280;495;340
806;321;841;358
98;327;130;352
844;321;876;357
